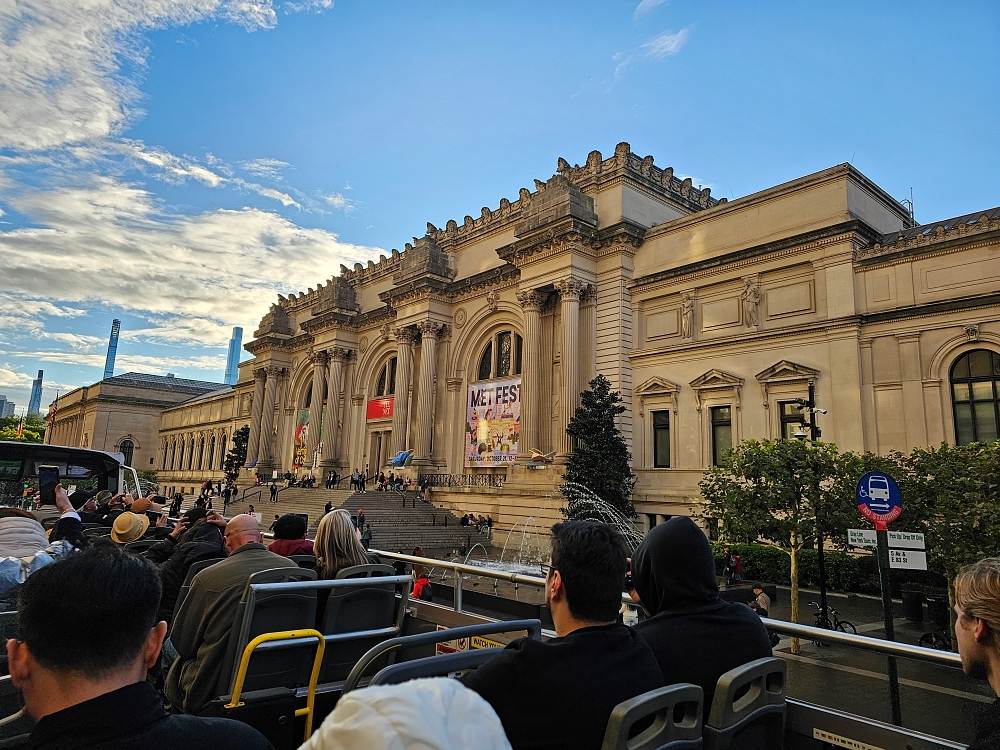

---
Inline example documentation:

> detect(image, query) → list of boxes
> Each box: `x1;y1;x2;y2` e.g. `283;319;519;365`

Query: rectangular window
711;406;732;466
779;401;806;440
652;410;670;468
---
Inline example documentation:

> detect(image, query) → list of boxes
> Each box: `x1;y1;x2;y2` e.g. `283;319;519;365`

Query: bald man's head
224;514;262;554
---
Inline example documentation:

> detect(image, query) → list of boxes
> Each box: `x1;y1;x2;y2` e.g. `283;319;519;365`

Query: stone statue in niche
741;279;761;327
681;294;694;339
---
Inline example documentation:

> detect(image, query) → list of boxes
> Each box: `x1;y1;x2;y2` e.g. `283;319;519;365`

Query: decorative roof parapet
253;303;293;338
855;207;1000;262
394;234;456;285
556;142;724;213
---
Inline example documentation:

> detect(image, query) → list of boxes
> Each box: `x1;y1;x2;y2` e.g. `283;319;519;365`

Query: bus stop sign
857;472;901;528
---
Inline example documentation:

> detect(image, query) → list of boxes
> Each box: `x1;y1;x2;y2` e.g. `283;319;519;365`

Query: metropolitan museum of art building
153;143;1000;530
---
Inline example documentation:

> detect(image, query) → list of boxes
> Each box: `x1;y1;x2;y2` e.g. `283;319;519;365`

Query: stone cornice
854;223;1000;268
496;217;599;268
589;220;647;257
299;309;355;335
378;277;452;308
244;334;293;355
629;220;879;294
861;292;1000;326
447;264;520;301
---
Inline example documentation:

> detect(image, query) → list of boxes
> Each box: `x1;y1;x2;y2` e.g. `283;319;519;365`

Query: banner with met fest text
465;378;521;467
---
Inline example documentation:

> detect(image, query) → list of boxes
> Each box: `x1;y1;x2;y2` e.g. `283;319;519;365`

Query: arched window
207;436;216;470
219;433;227;469
477;331;523;381
375;356;398;397
119;440;134;467
951;349;1000;445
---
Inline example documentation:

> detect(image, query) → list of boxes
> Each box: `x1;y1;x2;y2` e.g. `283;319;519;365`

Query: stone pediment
689;369;743;412
635;376;682;400
755;360;820;385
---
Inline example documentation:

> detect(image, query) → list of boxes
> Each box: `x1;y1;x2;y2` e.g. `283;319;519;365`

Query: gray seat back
319;564;400;682
601;683;704;750
288;555;316;569
171;557;224;624
370;647;503;687
218;567;319;698
704;658;786;750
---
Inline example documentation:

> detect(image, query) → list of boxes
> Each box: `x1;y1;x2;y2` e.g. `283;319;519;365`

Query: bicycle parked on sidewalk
808;601;857;645
917;628;953;651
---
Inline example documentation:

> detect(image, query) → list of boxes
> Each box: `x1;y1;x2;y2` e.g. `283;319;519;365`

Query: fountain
558;481;644;551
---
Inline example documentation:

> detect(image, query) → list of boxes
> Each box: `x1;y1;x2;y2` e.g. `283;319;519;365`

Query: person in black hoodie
630;517;772;704
143;507;226;626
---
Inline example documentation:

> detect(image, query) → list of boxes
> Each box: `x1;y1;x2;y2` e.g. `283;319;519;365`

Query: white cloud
633;0;669;18
241;158;291;180
641;28;689;59
324;192;356;213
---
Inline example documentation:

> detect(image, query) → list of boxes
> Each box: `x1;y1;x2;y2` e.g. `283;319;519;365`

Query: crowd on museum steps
0;485;997;749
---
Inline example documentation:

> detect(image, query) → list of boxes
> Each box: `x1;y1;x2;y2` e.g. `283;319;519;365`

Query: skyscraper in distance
224;327;243;385
27;371;43;416
104;319;121;380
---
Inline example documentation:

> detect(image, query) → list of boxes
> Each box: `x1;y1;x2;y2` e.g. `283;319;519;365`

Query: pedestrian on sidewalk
361;523;372;551
269;482;278;503
357;509;366;530
324;500;333;516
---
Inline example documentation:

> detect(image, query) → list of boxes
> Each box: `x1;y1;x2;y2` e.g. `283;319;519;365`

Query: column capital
327;347;353;361
555;277;586;301
264;365;285;378
253;367;268;381
394;326;418;344
309;349;328;365
416;320;442;339
579;284;597;307
516;289;545;312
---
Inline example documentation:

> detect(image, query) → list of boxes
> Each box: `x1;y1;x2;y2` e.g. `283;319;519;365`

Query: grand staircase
224;486;483;553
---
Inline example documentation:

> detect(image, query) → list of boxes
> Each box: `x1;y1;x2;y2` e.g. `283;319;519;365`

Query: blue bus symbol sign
857;472;901;528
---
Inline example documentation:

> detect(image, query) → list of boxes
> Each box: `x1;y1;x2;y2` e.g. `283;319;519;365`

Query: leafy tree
561;375;637;519
0;414;46;443
700;438;858;652
224;426;251;487
136;470;160;496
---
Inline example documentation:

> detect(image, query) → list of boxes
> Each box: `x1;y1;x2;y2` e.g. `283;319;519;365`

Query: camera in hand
39;465;60;506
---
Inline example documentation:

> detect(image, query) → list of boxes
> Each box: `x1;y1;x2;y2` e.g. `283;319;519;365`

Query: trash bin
902;590;925;622
925;596;950;629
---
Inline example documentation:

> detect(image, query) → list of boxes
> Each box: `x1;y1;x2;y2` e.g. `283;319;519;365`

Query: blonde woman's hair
955;557;1000;654
314;509;370;579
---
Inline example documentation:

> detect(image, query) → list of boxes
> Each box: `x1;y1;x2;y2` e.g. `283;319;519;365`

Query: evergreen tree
561;375;637;519
224;426;250;486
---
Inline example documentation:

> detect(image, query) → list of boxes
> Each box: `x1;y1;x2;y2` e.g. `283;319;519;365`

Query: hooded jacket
0;516;50;559
144;522;226;624
632;517;772;702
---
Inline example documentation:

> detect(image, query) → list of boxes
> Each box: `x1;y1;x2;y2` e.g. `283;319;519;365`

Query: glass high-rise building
27;371;43;416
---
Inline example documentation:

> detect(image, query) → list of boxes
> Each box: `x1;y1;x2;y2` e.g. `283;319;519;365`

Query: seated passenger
267;513;314;557
462;521;663;750
0;497;78;611
314;509;378;580
144;507;226;625
629;517;772;704
164;514;297;715
8;543;274;749
954;558;1000;750
0;508;50;559
302;677;511;750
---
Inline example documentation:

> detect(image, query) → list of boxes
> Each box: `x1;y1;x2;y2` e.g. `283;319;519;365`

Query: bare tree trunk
790;531;800;654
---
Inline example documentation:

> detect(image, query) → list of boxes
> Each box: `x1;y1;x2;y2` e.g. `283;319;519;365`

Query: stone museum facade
151;143;1000;531
45;373;225;473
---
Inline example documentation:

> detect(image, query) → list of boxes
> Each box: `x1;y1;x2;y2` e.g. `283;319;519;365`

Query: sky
1;0;998;413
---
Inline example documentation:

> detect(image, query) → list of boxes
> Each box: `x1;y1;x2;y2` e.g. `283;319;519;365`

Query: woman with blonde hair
314;509;378;580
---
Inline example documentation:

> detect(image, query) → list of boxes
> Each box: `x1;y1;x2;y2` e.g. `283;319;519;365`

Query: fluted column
257;366;281;466
516;290;544;458
308;351;328;458
320;348;349;468
413;321;440;464
556;277;585;457
244;368;266;467
391;327;416;458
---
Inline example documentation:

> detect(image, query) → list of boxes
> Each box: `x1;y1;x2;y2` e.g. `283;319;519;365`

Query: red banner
366;398;394;420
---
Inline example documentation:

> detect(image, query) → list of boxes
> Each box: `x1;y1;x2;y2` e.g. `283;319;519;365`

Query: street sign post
888;549;928;571
857;472;903;727
848;529;925;550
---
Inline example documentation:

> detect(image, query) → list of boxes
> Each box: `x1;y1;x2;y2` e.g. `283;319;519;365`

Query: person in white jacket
300;677;512;750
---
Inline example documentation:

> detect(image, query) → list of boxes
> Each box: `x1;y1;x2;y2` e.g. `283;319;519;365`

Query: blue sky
1;0;998;412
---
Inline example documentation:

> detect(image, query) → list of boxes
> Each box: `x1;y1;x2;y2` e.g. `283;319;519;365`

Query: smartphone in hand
39;465;60;506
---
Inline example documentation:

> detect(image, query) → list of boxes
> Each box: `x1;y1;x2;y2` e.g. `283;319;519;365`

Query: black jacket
632;517;773;704
144;523;225;624
970;698;1000;750
27;680;274;750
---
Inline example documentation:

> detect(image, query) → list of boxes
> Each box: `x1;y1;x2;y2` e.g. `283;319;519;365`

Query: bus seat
288;554;316;569
217;568;318;698
601;683;704;750
703;658;786;750
171;558;224;624
83;528;109;538
318;567;405;683
368;647;504;686
124;539;157;553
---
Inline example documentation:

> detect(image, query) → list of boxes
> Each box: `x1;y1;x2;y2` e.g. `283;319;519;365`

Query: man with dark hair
462;521;663;750
8;544;274;749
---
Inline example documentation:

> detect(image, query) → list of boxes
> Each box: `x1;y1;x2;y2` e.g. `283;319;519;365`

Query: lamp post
793;383;830;626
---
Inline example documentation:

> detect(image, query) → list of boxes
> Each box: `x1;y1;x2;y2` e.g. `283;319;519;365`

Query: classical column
413;321;440;464
516;290;544;458
257;366;281;467
308;351;328;457
391;327;416;457
320;348;349;469
244;368;266;467
556;277;585;457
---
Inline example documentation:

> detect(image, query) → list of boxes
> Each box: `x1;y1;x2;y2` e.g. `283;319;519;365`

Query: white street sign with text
888;549;928;570
848;529;925;550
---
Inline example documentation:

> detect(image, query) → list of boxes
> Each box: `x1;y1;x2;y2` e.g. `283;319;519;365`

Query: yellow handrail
224;628;326;741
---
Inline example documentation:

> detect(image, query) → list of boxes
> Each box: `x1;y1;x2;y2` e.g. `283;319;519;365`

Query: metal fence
418;473;506;488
